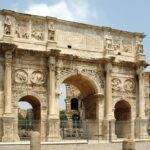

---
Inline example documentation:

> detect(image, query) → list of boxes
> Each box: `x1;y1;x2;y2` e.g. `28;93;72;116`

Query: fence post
30;131;41;150
122;139;135;150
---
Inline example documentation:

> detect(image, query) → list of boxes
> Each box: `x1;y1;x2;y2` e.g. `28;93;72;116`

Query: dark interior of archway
19;95;41;120
64;75;98;119
71;98;79;110
114;100;131;121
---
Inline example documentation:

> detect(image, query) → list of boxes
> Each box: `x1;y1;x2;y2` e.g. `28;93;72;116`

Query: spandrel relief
14;69;28;84
112;78;122;91
124;79;135;92
31;71;46;85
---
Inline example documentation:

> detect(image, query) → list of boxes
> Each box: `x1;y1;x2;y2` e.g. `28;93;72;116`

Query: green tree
60;110;66;120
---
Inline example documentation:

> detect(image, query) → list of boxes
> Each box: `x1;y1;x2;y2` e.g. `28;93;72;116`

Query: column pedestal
47;118;61;142
2;117;19;142
135;118;148;139
110;119;117;140
40;119;47;141
102;119;117;141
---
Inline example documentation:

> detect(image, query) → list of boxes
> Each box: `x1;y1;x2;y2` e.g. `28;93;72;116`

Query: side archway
18;95;41;139
114;100;131;138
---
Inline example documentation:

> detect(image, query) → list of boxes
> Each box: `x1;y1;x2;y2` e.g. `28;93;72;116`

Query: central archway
64;74;98;120
59;73;100;139
18;95;41;140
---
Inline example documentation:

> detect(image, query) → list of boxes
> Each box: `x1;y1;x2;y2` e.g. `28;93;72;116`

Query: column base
47;135;61;142
135;118;149;139
2;116;20;142
47;118;61;142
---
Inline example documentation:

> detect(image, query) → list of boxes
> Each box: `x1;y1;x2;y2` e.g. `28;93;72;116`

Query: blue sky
0;0;149;62
0;0;150;109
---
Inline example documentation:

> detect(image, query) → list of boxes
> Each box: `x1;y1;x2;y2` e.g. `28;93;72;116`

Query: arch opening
18;95;41;140
63;74;98;120
114;100;131;138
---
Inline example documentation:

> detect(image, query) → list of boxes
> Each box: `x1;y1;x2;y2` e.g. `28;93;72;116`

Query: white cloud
25;0;97;23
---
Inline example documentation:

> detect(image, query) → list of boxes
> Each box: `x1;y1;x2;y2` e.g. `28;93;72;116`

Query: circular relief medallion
14;69;28;83
112;78;122;91
31;71;45;85
124;79;135;92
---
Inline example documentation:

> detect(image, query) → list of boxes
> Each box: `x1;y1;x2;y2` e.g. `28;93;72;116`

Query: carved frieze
31;71;46;85
14;69;28;83
4;16;12;35
124;79;135;92
113;39;120;50
15;19;29;39
31;20;45;41
112;78;122;91
122;39;132;52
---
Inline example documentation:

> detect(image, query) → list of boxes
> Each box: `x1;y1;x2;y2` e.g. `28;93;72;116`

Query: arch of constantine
0;9;149;142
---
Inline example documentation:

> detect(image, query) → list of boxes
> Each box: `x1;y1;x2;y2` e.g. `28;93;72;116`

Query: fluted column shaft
137;66;145;118
48;56;57;118
4;51;12;115
105;63;112;120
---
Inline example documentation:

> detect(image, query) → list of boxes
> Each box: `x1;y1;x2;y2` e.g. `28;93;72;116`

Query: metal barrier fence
1;119;150;142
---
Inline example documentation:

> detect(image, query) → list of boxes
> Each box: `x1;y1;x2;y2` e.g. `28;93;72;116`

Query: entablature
0;9;147;64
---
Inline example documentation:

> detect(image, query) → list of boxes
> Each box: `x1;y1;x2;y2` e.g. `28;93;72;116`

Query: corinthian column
135;66;148;139
105;63;113;120
47;55;61;141
48;55;57;118
4;51;12;115
137;66;145;118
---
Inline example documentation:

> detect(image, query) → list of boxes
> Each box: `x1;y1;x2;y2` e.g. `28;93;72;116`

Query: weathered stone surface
0;9;148;142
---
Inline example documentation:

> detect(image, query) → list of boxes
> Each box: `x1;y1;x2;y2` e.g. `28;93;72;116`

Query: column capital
48;55;56;71
48;55;56;64
136;66;144;76
5;50;12;63
105;62;112;73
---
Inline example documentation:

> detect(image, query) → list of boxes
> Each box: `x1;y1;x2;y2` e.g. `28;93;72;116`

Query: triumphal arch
0;10;149;142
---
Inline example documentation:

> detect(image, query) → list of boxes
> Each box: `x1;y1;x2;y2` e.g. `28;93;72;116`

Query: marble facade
0;9;149;142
